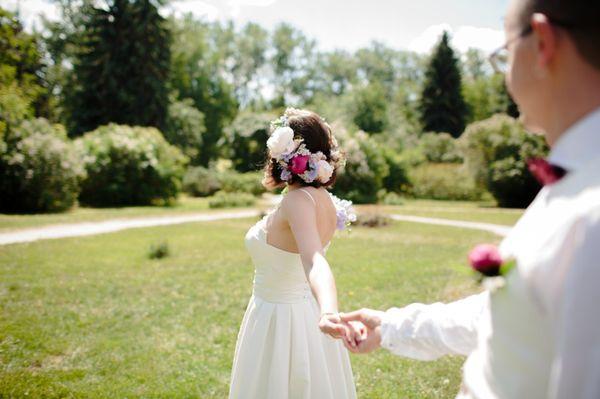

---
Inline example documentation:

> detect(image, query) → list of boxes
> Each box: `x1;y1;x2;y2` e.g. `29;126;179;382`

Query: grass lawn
0;215;500;398
358;198;524;226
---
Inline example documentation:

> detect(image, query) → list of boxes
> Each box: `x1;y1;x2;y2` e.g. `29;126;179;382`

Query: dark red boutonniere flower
527;158;567;186
468;244;516;288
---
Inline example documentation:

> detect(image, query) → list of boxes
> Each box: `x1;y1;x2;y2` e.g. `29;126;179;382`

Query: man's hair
518;0;600;70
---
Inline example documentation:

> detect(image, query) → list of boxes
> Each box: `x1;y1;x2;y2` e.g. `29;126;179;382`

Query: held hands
319;308;386;353
318;313;363;349
338;308;386;354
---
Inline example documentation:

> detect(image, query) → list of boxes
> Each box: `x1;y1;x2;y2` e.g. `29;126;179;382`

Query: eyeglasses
489;25;533;74
489;18;577;74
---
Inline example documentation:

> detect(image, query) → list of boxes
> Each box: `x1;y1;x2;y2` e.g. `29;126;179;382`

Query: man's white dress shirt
380;107;600;399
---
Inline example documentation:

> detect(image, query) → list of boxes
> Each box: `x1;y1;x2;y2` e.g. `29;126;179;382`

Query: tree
497;78;520;118
355;41;397;97
463;74;520;123
312;50;357;96
463;48;487;81
223;112;273;172
164;98;205;164
461;48;519;123
418;31;468;137
352;82;388;133
270;23;316;106
40;0;93;124
169;16;238;165
230;22;269;107
0;7;48;127
390;51;426;134
65;0;171;136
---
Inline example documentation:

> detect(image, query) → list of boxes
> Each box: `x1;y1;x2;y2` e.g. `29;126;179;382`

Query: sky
2;0;511;54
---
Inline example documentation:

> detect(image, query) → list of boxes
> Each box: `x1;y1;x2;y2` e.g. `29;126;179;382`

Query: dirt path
0;210;261;246
389;214;511;237
0;204;511;246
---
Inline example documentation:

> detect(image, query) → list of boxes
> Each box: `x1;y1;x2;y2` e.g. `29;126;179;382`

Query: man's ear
530;13;558;73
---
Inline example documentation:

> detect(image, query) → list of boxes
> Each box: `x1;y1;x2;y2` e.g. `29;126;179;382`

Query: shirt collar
547;106;600;172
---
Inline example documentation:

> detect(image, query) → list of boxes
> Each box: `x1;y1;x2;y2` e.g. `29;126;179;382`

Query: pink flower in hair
290;155;309;175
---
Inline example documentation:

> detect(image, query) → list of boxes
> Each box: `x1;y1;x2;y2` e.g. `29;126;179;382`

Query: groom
340;0;600;398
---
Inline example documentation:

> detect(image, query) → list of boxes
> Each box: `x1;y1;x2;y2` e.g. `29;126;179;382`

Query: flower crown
267;108;340;184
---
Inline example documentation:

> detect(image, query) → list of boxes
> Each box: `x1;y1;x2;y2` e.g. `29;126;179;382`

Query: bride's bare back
264;186;337;254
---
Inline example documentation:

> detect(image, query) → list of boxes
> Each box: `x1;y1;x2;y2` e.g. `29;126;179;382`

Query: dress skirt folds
228;215;356;399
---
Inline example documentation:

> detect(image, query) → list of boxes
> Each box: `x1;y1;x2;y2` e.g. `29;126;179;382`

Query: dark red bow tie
527;158;567;186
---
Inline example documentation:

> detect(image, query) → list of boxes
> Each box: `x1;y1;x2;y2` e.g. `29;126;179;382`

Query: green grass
0;216;500;398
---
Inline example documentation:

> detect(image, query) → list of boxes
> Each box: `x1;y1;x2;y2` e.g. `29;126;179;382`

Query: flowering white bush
75;124;188;206
0;118;85;213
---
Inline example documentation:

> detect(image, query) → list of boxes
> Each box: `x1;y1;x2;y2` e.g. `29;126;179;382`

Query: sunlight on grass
0;216;498;398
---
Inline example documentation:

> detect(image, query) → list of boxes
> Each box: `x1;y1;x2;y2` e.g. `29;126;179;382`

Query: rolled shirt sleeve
379;291;489;360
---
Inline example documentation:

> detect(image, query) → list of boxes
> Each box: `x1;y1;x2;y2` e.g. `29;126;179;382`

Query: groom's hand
318;313;348;340
339;308;386;354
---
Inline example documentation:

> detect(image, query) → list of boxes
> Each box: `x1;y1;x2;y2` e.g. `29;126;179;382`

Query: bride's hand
318;313;348;340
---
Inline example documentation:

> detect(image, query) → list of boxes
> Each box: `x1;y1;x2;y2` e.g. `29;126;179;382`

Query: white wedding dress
228;190;357;399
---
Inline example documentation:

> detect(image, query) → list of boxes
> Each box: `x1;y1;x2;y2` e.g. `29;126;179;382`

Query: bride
228;108;361;398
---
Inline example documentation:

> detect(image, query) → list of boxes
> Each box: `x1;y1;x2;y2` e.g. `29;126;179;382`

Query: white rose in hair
317;160;334;182
267;127;296;158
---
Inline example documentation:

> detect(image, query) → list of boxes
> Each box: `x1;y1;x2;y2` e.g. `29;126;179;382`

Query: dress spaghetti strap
298;188;317;207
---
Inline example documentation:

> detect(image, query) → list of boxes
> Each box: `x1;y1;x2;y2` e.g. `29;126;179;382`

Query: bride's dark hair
262;109;342;190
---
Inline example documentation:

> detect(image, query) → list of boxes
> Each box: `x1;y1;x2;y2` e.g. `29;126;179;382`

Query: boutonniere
468;244;516;291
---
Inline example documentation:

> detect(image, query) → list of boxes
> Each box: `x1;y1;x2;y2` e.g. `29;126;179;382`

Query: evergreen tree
66;0;171;136
418;31;468;137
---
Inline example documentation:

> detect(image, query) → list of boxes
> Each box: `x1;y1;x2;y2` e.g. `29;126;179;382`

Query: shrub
208;191;256;208
219;170;265;196
164;98;205;164
148;241;170;259
460;114;548;207
333;131;389;204
381;191;405;205
419;132;463;163
409;163;482;201
354;213;392;228
382;149;411;194
223;112;273;172
182;166;266;198
75;124;188;207
183;166;221;197
0;118;85;213
398;146;427;167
